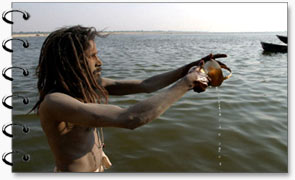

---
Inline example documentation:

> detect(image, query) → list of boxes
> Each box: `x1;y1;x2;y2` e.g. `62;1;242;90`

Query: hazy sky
12;2;287;32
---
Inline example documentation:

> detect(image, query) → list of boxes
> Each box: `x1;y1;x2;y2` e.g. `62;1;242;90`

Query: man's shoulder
39;92;80;116
43;92;73;105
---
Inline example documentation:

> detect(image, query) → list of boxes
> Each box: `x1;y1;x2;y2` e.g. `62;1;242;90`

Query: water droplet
216;87;223;168
218;147;221;152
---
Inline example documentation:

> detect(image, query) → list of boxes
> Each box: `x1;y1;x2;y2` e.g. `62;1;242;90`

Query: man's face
86;40;103;80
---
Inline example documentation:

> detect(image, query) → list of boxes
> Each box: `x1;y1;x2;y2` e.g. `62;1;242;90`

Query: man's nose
96;56;103;66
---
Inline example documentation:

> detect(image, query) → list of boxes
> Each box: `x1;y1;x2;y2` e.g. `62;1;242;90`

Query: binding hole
22;154;30;162
22;39;29;48
23;126;30;134
22;12;30;20
23;97;29;104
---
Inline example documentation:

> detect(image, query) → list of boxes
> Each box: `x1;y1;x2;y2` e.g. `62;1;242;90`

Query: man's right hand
184;66;210;93
191;53;227;67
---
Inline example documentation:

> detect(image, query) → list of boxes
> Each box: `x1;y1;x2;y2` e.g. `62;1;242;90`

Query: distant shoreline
12;31;206;38
12;31;286;38
12;33;49;38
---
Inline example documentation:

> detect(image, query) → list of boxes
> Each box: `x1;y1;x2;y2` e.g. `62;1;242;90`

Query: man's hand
184;66;210;93
192;53;227;67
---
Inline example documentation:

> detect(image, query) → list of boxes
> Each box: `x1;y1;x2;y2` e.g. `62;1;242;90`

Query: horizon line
12;30;287;34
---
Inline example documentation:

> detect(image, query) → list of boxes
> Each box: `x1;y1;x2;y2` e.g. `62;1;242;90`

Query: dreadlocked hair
31;25;108;113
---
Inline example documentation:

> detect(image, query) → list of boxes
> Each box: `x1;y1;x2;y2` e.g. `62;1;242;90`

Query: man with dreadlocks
33;25;226;172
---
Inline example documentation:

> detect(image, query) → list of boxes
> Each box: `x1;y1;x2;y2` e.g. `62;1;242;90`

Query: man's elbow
123;114;149;130
126;124;139;130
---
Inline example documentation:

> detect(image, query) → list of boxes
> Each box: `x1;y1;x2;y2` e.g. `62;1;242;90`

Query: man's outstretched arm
40;67;208;130
102;54;226;95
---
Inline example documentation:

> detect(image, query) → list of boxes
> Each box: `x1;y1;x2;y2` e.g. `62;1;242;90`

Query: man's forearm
142;61;198;93
120;78;191;130
102;61;198;95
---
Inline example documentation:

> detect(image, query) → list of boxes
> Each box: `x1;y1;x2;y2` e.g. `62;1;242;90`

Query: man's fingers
201;53;227;61
195;66;203;72
212;54;227;59
193;81;208;93
201;54;212;61
188;65;204;74
188;66;197;73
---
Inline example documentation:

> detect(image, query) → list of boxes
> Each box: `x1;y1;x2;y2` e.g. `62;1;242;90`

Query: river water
11;32;287;172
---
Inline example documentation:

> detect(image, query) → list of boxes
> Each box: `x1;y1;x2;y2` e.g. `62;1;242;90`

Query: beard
96;75;102;86
93;68;102;86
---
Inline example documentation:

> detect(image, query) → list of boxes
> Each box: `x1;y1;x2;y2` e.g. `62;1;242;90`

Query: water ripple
12;33;287;172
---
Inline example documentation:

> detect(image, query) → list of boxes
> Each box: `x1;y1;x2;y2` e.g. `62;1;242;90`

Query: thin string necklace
97;127;105;149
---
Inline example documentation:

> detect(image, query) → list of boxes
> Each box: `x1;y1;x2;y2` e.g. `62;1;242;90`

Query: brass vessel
200;58;232;87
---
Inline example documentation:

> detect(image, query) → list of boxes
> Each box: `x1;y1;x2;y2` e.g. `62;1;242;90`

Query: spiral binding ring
2;38;29;53
2;66;29;81
2;95;29;109
2;123;30;138
2;9;32;168
2;9;30;24
2;150;30;166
